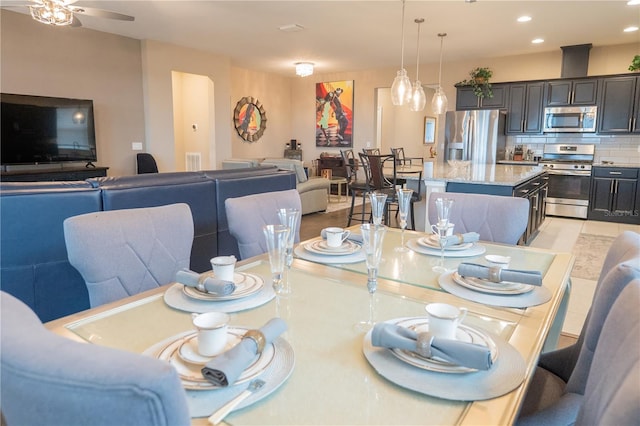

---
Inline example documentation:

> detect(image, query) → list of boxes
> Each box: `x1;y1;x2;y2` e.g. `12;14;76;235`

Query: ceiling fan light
295;62;314;77
29;1;74;26
391;68;412;105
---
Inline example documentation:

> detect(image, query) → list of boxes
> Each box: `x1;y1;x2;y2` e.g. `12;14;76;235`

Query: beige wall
1;11;145;176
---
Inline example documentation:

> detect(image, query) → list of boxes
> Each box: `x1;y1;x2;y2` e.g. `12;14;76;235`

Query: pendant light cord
399;0;406;69
414;18;424;81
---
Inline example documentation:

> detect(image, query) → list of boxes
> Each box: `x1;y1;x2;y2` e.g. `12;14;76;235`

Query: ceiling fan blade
70;14;81;27
69;6;134;21
0;1;33;7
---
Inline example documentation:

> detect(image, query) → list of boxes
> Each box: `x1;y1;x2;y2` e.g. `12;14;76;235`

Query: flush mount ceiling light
295;62;314;77
390;0;412;106
431;33;448;115
624;26;639;32
29;0;74;26
532;38;544;44
409;18;426;112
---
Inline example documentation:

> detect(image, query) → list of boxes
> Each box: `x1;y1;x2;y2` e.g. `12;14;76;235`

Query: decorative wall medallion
233;96;267;142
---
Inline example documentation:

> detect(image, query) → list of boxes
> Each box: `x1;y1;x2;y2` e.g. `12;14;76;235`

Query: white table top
46;227;573;426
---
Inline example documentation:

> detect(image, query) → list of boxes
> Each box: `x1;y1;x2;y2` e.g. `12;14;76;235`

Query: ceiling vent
561;44;592;78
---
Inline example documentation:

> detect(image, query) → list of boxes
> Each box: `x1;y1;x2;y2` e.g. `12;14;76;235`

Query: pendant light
390;0;412;105
409;18;426;112
431;33;449;115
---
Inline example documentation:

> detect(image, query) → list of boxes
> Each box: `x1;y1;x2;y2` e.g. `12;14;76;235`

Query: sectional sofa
0;166;296;322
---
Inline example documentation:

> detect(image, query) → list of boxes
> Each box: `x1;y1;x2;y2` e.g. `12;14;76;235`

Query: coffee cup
425;303;467;340
191;312;230;356
210;255;236;282
324;227;350;248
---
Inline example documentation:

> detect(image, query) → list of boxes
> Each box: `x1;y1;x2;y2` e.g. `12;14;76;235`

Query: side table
329;177;348;203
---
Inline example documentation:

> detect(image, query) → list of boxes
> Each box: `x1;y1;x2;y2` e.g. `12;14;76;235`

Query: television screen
1;93;97;165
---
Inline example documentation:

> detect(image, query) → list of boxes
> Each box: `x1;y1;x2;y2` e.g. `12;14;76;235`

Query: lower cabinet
588;167;640;224
513;173;548;244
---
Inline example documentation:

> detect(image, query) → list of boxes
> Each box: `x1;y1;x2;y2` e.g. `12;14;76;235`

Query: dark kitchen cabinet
588;167;639;224
513;172;548;244
598;76;639;133
506;82;544;134
455;83;508;110
546;79;598;106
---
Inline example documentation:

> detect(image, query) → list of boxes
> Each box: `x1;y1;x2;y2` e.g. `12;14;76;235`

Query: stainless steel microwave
543;106;597;133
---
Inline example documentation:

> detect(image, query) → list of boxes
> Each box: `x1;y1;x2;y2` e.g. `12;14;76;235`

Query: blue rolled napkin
371;322;493;371
458;262;543;286
201;318;287;386
441;232;480;246
175;268;236;296
320;228;363;244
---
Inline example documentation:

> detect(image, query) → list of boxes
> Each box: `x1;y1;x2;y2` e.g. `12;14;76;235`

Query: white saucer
304;239;360;256
178;333;241;365
485;255;511;265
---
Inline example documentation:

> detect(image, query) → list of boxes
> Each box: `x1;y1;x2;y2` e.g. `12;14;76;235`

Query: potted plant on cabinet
629;55;640;72
458;67;494;99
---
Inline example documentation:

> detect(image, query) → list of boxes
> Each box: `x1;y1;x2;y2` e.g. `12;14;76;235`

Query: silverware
208;379;266;425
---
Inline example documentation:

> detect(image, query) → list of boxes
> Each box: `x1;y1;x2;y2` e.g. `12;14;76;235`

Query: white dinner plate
304;239;361;256
182;272;264;301
156;327;275;390
407;238;486;258
452;271;534;295
389;317;498;374
416;235;474;251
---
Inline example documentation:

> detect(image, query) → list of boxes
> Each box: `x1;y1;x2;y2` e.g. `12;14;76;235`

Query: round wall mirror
233;96;267;142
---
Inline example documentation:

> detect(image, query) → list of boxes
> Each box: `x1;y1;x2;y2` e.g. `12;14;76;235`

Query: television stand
85;161;96;168
1;166;109;182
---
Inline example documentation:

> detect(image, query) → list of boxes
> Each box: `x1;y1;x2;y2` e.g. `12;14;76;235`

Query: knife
208;379;266;425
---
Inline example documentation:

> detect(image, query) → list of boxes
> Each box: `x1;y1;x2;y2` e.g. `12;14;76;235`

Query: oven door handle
545;170;591;176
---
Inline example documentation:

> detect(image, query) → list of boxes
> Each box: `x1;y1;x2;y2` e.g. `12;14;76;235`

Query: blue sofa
0;167;296;322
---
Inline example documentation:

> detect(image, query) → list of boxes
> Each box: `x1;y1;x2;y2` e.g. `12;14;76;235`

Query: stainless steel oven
540;144;595;219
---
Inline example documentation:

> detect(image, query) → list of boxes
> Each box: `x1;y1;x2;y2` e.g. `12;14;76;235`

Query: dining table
45;226;573;425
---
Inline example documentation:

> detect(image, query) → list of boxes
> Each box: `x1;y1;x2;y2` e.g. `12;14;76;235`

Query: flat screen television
1;93;97;166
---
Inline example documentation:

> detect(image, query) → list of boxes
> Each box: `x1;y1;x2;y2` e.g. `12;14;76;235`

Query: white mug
425;303;467;340
210;255;236;282
191;312;230;356
325;227;350;248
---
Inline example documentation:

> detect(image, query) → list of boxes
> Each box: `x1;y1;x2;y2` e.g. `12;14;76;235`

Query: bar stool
341;149;370;226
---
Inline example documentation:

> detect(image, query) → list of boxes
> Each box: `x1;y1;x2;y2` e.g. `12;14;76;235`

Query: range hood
561;44;592;78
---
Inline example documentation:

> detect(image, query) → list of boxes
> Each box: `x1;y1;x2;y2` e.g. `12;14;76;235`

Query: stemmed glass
369;192;388;225
262;224;290;294
356;223;387;331
431;198;454;273
395;189;413;252
277;208;301;296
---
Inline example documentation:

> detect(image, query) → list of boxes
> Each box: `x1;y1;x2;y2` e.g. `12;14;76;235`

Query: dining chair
225;189;302;259
390;147;424;167
136;152;159;174
341;149;370;226
519;230;640;420
428;192;529;245
516;279;640;426
0;290;191;426
362;148;380;155
64;203;194;308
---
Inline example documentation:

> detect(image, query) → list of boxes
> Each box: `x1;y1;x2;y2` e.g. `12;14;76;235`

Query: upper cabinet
546;79;598;106
598;76;640;134
506;82;544;134
455;83;509;110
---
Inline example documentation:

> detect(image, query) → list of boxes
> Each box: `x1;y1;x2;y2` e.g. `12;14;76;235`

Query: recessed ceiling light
517;16;532;22
627;0;640;5
279;24;304;32
532;38;544;44
624;26;639;32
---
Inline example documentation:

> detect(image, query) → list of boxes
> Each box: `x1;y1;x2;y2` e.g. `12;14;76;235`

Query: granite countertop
419;163;545;187
497;160;539;166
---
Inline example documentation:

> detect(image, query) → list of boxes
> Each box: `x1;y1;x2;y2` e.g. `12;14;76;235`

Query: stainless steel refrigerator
444;110;506;164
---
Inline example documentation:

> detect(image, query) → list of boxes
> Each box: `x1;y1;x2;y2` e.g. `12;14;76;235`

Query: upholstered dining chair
0;290;191;426
516;279;640;426
518;230;640;422
428;192;529;245
136;152;159;174
341;149;370;226
64;203;194;307
225;189;302;259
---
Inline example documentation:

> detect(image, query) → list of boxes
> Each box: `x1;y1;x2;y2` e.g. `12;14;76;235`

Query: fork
208;379;266;425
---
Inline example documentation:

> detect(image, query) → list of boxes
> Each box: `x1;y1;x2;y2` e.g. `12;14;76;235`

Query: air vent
185;152;201;171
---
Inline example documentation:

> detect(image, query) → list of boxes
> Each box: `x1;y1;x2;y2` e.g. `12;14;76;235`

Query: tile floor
528;217;640;336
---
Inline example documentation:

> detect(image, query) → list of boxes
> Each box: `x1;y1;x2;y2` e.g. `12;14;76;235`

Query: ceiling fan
2;0;134;27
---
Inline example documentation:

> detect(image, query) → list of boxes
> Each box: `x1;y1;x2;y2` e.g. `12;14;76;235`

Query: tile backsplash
506;133;640;165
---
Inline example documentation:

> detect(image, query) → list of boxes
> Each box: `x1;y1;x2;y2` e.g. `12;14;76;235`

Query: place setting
143;316;295;421
294;226;366;264
362;302;526;401
164;255;275;313
437;261;552;308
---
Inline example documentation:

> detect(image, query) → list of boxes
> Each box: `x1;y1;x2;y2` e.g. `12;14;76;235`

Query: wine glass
431;198;454;273
395;189;413;252
262;224;290;294
277;208;301;296
356;223;387;331
369;192;388;225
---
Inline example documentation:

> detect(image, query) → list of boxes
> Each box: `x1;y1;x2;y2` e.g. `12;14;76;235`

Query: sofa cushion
261;158;308;183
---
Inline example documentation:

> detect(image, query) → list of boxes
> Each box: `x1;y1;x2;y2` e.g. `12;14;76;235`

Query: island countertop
419;163;545;187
